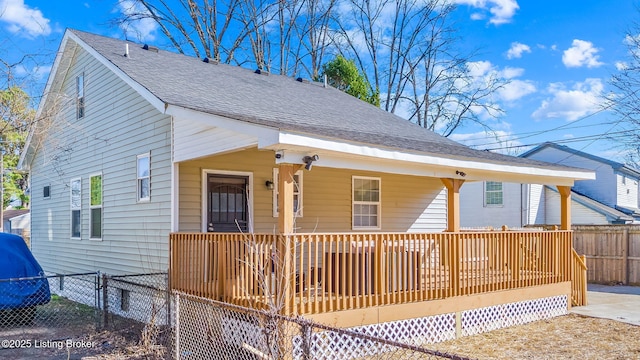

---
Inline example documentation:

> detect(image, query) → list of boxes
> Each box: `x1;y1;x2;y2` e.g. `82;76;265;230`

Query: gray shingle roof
70;29;586;173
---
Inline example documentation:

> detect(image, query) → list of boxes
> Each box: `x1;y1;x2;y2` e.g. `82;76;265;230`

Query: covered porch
170;229;587;319
169;160;589;327
167;105;592;327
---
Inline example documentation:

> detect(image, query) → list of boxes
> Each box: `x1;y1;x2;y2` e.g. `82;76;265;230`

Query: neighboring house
461;142;638;228
20;30;594;336
3;209;30;235
523;142;640;221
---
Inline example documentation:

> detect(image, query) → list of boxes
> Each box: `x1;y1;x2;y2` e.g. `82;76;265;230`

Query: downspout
520;183;524;227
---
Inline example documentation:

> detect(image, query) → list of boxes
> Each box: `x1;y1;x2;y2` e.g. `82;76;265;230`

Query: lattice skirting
461;295;567;337
293;295;568;358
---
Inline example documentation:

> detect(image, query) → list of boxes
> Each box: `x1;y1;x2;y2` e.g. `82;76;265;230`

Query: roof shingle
70;29;587;173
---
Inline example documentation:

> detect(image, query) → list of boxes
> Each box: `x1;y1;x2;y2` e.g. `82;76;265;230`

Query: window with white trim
352;176;380;229
90;173;102;239
484;181;503;206
137;153;150;202
77;73;85;119
70;178;81;239
272;168;303;217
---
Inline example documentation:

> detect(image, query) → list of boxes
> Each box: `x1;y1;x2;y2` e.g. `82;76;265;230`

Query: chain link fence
0;272;173;359
102;272;174;359
0;272;102;359
174;291;472;360
1;272;472;359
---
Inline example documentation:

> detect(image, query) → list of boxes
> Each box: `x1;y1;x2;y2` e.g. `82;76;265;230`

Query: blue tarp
0;233;50;309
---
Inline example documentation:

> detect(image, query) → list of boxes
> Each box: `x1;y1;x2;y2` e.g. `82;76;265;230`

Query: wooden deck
170;230;587;316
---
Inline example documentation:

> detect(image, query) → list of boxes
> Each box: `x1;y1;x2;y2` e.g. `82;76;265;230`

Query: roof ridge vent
203;57;219;64
254;69;269;76
142;44;159;52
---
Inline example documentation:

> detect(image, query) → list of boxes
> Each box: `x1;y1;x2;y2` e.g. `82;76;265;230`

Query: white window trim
137;152;151;202
201;169;254;233
77;73;85;119
89;172;103;240
272;168;303;218
352;176;381;230
484;181;504;207
70;178;81;239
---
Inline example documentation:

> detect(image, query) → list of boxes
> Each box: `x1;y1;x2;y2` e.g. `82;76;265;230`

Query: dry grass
430;314;640;359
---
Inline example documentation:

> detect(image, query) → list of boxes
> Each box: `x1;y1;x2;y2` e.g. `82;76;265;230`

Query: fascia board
273;132;595;185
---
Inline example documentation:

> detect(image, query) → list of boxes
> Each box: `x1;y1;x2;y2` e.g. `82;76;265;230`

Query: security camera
275;151;283;159
303;154;319;170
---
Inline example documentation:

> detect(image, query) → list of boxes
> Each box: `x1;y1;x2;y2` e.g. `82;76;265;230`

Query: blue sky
1;0;638;162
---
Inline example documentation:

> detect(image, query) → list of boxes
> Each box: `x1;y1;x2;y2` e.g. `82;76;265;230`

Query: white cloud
497;66;536;102
498;79;536;102
532;78;604;121
452;0;519;25
465;62;536;103
562;39;604;68
506;42;531;59
615;61;628;71
117;0;158;42
499;66;524;79
0;0;51;38
15;64;51;81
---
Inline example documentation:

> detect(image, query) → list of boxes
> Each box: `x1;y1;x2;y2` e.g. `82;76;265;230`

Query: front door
207;174;249;232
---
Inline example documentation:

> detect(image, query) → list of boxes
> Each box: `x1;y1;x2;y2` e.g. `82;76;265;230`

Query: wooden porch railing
571;248;588;306
170;230;574;315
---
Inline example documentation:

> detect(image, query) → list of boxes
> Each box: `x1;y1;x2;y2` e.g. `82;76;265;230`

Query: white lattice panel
293;313;457;358
462;295;567;336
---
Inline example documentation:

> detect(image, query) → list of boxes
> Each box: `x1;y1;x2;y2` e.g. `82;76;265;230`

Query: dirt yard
431;313;640;359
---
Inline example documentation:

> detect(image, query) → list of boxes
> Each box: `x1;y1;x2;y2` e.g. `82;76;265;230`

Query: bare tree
0;28;60;208
116;0;262;64
608;14;640;160
332;0;506;136
117;0;336;78
117;0;506;136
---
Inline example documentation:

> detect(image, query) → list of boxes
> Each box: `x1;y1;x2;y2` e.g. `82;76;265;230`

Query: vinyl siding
616;172;639;209
29;46;172;275
529;184;545;225
460;181;524;229
525;147;616;207
544;189;608;225
173;118;257;162
178;148;447;233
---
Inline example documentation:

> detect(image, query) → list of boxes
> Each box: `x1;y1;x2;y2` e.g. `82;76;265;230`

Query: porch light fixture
303;155;319;171
265;180;274;190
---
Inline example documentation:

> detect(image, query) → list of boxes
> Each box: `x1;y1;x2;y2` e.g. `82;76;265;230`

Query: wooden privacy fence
572;225;640;285
170;230;580;315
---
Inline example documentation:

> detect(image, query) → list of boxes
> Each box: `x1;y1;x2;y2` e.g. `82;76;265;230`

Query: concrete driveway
570;284;640;326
